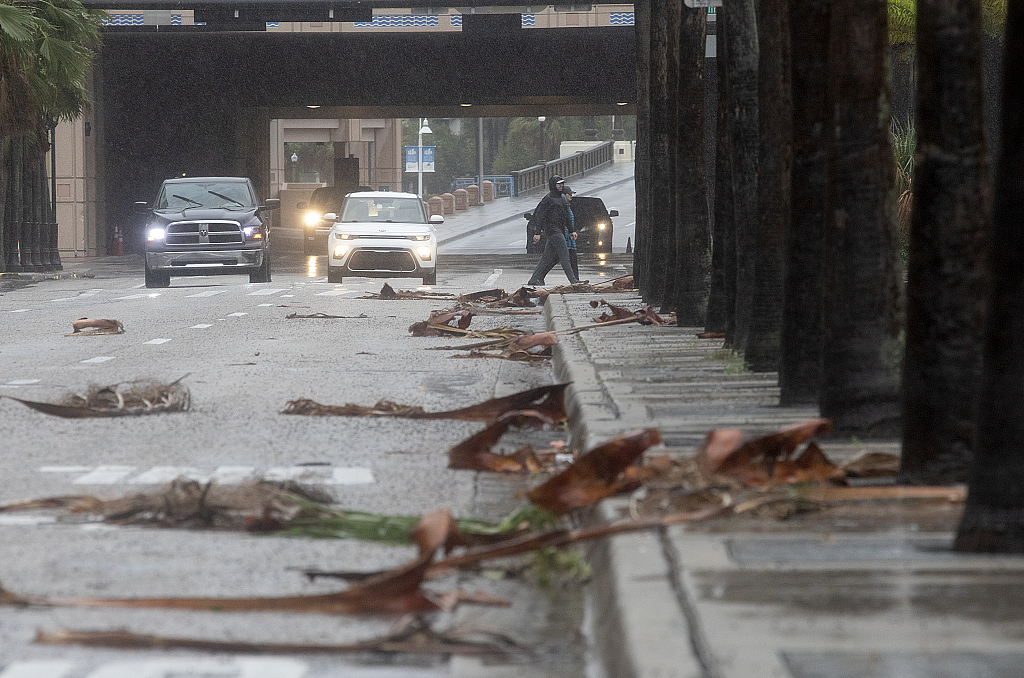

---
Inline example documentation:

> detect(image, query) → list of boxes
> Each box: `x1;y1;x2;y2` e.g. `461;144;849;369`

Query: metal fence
510;140;616;196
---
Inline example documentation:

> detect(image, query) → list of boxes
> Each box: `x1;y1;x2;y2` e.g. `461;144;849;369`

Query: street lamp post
417;118;432;198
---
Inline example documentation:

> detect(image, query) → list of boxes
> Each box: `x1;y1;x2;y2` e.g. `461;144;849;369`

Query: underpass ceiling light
461;102;472;107
617;102;629;106
307;105;321;109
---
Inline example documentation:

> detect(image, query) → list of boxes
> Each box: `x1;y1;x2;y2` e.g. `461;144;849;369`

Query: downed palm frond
0;510;457;615
67;318;124;336
2;377;190;418
696;418;840;487
282;383;568;424
361;283;456;300
286;312;369;319
458;287;548;308
540;276;636;295
590;299;668;325
408;309;477;336
35;616;526;659
526;429;665;515
447;412;561;473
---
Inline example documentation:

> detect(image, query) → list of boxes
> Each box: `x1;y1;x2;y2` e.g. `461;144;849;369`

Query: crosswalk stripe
0;660;75;678
80;356;115;363
186;290;225;298
81;658;307;678
40;465;370;485
191;323;214;328
248;288;287;296
209;465;257;483
326;467;375;484
227;312;247;317
143;338;172;345
72;466;135;484
129;466;206;484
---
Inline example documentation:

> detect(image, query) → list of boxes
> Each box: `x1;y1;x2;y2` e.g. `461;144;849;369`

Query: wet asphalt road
0;245;600;678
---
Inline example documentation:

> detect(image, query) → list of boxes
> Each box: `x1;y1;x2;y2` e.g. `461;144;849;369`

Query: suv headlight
147;227;165;242
416;246;432;260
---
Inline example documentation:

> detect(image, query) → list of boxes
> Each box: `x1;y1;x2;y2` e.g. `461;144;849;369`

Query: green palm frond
889;0;916;45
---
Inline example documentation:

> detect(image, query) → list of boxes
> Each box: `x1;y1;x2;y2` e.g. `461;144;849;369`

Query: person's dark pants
528;234;579;285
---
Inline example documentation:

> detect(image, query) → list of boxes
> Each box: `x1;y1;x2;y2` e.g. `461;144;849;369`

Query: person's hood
547;175;564;193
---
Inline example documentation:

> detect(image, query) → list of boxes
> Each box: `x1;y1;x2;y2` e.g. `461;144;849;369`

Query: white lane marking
9;308;32;313
72;466;135;484
186;290;225;298
39;465;366;485
49;297;77;302
0;515;58;526
114;293;161;300
280;294;295;298
248;288;287;296
315;290;356;296
483;268;503;286
129;466;207;484
227;312;247;317
326;467;375;484
143;338;172;345
257;303;273;307
191;323;214;328
83;658;307;678
0;660;75;678
209;465;257;483
507;239;527;248
80;356;115;363
5;379;40;385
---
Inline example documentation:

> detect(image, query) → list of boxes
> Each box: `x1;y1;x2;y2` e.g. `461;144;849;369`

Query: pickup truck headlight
242;226;263;240
304;211;322;227
147;227;165;242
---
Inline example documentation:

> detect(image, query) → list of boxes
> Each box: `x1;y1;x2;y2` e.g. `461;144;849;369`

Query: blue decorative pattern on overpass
609;13;635;25
355;15;440;27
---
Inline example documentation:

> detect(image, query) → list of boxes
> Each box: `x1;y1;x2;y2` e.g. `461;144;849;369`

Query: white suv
326;191;442;285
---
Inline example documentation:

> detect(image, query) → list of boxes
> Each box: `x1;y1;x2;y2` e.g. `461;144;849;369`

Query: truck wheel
250;254;271;283
144;267;170;288
303;235;316;256
327;266;343;283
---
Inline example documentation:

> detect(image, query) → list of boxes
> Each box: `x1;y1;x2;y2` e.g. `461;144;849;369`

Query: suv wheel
327;266;344;284
144;267;170;288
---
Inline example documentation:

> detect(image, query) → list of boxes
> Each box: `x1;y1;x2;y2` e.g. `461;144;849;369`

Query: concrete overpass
83;7;636;252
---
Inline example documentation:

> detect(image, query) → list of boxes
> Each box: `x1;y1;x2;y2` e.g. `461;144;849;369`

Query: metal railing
510;140;616;196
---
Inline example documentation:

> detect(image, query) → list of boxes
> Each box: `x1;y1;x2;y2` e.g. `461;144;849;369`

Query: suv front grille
166;220;244;246
349;250;416;272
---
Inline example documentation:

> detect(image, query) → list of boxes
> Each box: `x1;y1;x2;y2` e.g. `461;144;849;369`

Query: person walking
532;184;581;282
527;175;587;286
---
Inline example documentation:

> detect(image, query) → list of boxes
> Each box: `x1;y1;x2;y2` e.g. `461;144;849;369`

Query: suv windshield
341;196;426;223
156;181;256;211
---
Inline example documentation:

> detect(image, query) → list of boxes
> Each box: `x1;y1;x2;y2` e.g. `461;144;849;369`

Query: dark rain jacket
532;177;575;239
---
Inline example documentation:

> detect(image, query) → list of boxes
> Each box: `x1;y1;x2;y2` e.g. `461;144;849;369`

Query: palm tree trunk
954;0;1024;553
660;0;682;314
672;5;711;326
635;0;652;295
819;0;903;437
745;0;791;371
706;5;734;336
779;0;830;405
899;0;991;485
0;139;7;272
725;0;759;350
647;0;673;307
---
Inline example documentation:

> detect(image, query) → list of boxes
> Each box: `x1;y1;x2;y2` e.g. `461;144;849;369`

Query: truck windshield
157;182;255;211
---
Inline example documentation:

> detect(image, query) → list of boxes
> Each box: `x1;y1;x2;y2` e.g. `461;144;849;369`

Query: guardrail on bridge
510;140;615;196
